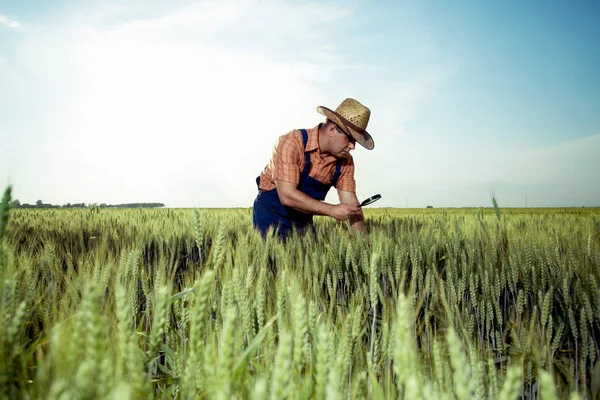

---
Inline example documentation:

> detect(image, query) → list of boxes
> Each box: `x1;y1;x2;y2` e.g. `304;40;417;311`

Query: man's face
331;124;356;157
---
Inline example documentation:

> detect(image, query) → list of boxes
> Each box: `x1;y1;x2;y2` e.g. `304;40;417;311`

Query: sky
1;0;599;208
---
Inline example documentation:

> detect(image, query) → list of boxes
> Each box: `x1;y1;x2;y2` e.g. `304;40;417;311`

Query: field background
0;189;599;399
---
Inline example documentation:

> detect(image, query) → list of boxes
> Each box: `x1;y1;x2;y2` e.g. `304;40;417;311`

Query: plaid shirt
258;124;356;192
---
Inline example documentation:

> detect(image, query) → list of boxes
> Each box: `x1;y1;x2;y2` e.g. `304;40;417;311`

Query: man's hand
338;190;367;235
331;203;361;221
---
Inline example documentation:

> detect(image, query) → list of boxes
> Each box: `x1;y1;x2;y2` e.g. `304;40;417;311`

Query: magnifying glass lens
360;194;381;207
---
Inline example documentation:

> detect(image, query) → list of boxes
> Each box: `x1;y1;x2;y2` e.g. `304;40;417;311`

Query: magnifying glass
359;194;381;207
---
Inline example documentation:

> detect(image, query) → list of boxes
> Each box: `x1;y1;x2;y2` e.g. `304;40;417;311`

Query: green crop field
0;186;598;399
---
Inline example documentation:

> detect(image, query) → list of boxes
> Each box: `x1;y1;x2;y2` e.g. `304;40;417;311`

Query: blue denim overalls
253;129;343;239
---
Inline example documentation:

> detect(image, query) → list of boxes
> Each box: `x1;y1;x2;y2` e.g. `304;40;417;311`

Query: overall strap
300;129;311;175
330;158;343;187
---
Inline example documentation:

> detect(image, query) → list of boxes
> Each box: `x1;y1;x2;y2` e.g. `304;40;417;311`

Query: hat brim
317;106;374;150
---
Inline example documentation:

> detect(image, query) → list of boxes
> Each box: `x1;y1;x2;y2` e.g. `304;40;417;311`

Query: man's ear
326;122;336;136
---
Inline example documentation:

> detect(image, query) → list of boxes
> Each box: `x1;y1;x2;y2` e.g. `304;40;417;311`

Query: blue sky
1;0;599;207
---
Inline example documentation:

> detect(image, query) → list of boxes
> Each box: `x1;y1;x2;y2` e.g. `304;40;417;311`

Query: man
253;98;374;239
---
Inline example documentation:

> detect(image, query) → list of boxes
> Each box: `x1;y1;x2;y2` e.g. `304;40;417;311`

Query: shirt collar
305;124;320;152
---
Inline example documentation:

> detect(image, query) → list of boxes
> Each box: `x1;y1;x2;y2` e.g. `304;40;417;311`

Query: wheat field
0;186;598;399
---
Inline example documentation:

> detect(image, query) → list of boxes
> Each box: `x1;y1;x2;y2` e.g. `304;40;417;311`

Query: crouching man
253;98;375;240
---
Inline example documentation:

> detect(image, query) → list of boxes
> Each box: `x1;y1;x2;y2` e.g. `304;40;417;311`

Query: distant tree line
8;199;165;209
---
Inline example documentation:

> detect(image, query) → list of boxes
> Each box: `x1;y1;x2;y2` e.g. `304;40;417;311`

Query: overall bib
253;129;342;239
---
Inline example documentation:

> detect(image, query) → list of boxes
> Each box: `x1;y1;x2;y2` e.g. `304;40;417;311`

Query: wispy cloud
501;133;600;185
1;0;458;207
0;0;362;206
0;14;21;29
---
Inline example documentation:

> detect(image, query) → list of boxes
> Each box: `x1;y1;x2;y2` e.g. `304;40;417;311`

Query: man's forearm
278;187;334;217
349;212;366;234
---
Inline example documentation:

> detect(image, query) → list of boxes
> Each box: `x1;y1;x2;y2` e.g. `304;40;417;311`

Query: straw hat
317;98;374;150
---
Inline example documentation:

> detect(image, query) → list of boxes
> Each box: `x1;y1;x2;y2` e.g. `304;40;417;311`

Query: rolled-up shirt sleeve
273;133;302;186
335;156;356;192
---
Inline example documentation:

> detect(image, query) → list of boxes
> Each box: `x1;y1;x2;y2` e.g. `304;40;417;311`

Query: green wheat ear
538;369;559;400
490;192;501;225
0;186;12;303
0;185;11;243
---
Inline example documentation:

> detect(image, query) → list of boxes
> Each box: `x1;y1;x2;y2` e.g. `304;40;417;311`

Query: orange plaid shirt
258;124;356;193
